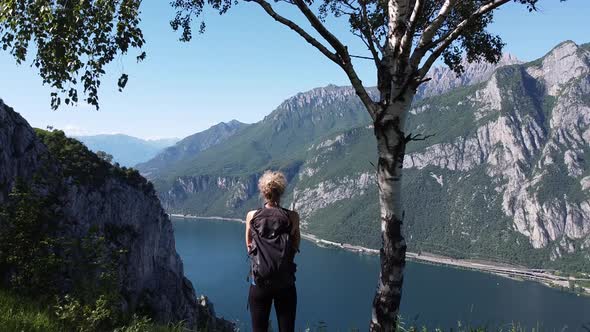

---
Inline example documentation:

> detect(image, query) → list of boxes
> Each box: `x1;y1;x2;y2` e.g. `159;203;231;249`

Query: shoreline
169;213;590;295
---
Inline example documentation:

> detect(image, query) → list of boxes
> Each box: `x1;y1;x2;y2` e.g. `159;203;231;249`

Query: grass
0;289;191;332
0;289;63;332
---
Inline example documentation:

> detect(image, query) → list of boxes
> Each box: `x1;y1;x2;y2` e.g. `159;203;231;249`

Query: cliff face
0;100;50;202
404;41;590;254
0;100;230;329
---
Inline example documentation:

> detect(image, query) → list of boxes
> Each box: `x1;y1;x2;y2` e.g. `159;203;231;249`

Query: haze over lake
173;217;590;331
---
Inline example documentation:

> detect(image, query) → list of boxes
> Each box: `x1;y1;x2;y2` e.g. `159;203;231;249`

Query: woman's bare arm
245;210;255;252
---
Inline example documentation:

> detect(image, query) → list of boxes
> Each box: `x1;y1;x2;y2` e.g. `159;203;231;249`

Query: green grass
0;289;63;332
0;289;195;332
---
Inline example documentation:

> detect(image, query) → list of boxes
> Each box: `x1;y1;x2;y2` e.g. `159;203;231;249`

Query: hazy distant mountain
75;134;179;167
136;120;248;179
148;41;590;272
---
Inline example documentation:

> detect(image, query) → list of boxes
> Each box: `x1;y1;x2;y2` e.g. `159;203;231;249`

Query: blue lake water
173;218;590;331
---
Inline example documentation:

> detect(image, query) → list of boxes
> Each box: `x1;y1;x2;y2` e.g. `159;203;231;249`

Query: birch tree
1;0;551;330
170;1;545;330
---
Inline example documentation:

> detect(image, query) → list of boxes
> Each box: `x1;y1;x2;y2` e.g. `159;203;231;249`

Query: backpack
248;207;296;288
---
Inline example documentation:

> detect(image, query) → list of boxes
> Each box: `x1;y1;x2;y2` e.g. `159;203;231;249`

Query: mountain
146;54;519;184
0;100;231;329
136;120;247;179
147;41;590;273
416;53;521;99
75;134;179;167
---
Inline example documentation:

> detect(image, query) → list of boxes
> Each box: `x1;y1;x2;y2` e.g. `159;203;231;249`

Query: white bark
370;93;413;332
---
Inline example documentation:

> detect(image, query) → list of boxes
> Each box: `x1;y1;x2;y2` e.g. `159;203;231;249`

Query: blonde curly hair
258;170;287;204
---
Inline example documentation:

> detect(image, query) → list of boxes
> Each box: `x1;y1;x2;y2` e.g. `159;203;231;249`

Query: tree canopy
0;0;549;112
0;0;145;109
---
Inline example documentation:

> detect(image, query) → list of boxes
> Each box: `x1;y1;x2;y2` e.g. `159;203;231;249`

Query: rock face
0;100;50;202
404;41;590;252
145;41;589;271
416;53;521;99
0;100;231;329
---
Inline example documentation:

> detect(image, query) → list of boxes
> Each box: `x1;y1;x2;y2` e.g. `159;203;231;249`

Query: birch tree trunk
370;91;414;332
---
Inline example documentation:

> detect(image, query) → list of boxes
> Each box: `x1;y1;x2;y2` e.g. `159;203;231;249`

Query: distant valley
75;134;179;167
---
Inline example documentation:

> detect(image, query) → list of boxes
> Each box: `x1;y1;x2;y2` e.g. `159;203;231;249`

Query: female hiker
245;170;301;332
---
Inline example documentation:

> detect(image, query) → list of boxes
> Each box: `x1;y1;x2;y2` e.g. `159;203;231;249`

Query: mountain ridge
136;119;247;178
141;52;521;183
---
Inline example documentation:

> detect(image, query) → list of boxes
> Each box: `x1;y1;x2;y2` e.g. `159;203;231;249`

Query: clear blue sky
0;0;588;139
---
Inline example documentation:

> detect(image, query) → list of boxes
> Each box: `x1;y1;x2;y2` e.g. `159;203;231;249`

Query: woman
245;170;300;332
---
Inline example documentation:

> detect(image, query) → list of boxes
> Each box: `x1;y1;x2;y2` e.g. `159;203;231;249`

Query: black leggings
248;284;297;332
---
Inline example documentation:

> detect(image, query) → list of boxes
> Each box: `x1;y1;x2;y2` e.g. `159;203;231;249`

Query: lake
172;217;590;331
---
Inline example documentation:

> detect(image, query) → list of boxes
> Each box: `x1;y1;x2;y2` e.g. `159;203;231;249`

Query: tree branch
404;132;435;143
386;0;412;55
292;0;349;56
358;0;384;63
409;0;455;67
417;0;510;78
291;0;379;119
248;0;341;65
399;0;422;60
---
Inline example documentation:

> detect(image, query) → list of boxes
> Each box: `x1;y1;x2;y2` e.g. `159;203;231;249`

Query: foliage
0;0;549;112
0;187;118;326
0;289;188;332
0;181;182;331
1;181;130;331
171;0;540;78
0;180;64;297
0;288;64;332
35;128;154;193
0;0;145;109
54;294;119;332
96;150;114;164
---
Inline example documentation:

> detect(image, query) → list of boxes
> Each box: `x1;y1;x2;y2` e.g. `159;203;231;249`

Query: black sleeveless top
249;206;297;287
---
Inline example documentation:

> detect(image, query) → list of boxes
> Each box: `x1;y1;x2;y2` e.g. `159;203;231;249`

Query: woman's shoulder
246;210;261;224
246;209;260;219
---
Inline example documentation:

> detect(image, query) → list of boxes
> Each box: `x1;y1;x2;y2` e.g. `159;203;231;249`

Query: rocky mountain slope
151;41;589;272
0;100;230;329
416;53;521;99
76;134;179;167
136;120;246;178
